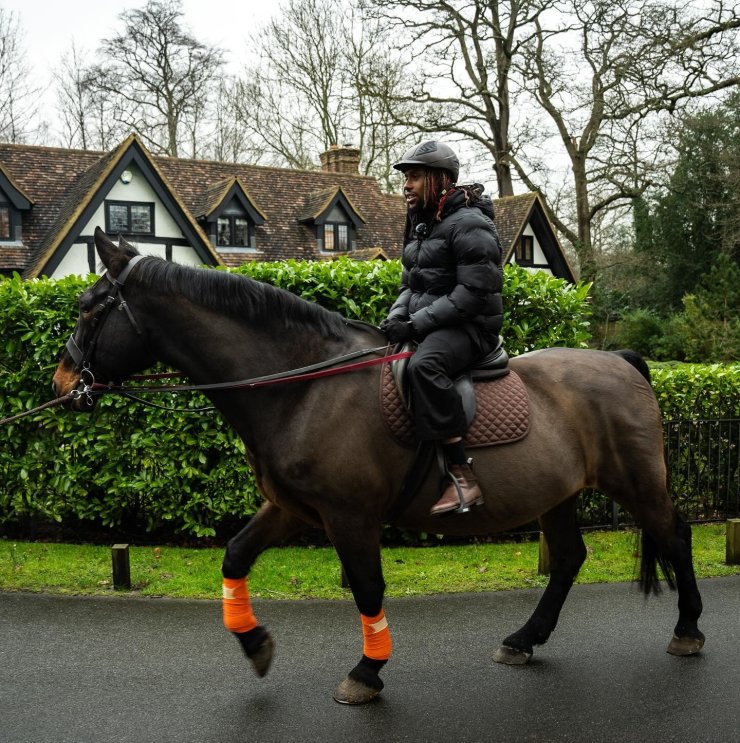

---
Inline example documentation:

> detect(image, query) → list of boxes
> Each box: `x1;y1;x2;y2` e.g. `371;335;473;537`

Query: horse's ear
94;226;138;278
118;234;138;255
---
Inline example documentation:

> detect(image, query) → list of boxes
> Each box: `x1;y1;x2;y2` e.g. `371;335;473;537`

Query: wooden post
112;544;131;590
538;533;550;576
726;519;740;565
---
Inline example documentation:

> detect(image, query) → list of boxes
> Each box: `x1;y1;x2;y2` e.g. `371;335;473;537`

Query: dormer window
217;215;251;247
323;221;350;251
516;234;534;265
299;185;364;254
196;177;266;252
0;206;10;240
0;164;32;243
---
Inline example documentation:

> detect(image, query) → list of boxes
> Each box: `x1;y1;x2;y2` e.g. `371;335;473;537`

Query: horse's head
52;227;157;410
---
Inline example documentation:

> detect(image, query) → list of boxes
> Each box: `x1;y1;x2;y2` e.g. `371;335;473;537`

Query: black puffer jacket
387;187;503;337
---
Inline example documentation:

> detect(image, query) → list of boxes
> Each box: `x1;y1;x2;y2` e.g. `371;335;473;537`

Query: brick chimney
320;144;361;174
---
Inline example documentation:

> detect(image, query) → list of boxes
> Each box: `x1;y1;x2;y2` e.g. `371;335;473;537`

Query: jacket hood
442;183;495;221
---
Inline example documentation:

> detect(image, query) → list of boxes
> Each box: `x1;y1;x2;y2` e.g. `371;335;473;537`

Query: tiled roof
491;192;537;259
0;244;33;271
156;154;398;264
0;138;569;279
0;143;103;271
0;162;33;206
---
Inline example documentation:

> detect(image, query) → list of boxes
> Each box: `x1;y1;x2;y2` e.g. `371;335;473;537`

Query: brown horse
52;229;704;704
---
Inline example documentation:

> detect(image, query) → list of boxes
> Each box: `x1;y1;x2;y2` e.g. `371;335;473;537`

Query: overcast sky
4;0;277;90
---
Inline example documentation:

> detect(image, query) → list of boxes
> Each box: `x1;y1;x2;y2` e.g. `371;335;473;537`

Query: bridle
65;254;146;396
1;257;414;425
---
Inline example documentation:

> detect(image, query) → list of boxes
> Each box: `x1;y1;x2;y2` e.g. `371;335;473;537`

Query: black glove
380;316;416;344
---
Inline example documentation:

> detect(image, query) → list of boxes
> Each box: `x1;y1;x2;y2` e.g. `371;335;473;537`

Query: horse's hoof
666;633;705;656
249;634;275;677
493;645;532;665
333;675;383;705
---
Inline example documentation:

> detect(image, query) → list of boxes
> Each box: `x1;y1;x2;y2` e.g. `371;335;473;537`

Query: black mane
132;257;348;340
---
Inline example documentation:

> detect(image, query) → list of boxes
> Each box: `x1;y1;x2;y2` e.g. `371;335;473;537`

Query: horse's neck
146;297;350;384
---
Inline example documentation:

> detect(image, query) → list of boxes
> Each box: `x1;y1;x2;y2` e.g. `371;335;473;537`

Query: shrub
0;260;644;539
650;362;740;420
235;259;594;355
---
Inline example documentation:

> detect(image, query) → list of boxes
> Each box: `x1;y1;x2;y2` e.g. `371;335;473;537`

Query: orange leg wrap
222;577;258;634
361;610;392;661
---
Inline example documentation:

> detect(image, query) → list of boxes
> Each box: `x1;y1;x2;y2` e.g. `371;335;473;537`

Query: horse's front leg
323;515;390;705
222;501;307;677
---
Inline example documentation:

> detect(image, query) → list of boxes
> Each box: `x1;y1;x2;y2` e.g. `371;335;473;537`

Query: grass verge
1;524;738;601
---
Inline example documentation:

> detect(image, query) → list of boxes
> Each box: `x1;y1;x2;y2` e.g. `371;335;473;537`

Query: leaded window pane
109;204;129;232
0;207;10;239
233;218;249;246
130;205;152;233
217;217;232;246
324;223;335;250
337;223;348;250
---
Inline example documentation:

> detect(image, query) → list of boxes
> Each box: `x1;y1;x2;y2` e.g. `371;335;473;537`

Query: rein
0;346;414;426
90;346;409;397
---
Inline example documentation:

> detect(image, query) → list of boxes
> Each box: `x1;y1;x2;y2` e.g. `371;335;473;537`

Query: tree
514;0;740;281
366;0;740;280
0;9;43;143
52;42;127;151
205;77;265;165
640;93;740;310
365;0;554;197
86;0;224;157
233;0;415;186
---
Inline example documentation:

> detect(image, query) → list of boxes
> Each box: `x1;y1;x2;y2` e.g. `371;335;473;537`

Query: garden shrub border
2;259;735;539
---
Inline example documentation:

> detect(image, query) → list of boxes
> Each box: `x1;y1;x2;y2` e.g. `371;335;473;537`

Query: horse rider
380;140;504;515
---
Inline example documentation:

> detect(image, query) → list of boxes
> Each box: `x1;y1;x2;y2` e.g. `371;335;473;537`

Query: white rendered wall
49;163;204;278
508;225;554;277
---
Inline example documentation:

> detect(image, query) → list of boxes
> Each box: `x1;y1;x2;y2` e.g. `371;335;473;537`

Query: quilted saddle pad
380;362;530;449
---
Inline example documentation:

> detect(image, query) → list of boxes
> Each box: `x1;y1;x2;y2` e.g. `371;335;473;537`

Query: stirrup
435;446;482;514
447;461;481;514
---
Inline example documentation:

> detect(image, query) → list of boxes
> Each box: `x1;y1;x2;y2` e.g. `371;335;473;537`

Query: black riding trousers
407;327;497;441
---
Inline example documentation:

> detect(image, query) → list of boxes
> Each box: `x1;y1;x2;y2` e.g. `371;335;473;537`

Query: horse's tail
638;528;677;595
611;349;651;384
612;349;677;595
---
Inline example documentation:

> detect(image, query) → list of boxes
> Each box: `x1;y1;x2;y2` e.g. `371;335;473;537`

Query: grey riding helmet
392;141;460;182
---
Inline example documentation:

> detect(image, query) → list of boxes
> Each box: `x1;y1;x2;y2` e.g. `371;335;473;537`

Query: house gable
298;186;365;228
494;193;575;282
193;177;268;254
26;135;222;278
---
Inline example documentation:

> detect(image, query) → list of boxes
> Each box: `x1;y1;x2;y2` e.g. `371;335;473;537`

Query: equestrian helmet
393;140;460;182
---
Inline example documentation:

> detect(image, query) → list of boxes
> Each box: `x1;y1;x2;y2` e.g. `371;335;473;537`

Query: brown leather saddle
381;338;530;449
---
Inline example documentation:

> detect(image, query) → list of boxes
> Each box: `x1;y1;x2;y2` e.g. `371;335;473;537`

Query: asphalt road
1;577;739;743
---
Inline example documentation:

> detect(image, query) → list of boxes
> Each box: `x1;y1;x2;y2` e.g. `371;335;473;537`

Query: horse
52;228;704;705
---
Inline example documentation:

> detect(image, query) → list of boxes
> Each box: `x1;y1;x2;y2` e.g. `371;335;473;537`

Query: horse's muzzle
52;365;97;412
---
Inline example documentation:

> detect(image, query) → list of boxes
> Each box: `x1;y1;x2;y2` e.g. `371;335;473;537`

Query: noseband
65;255;146;378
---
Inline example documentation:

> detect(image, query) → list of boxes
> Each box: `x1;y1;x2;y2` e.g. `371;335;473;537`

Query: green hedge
1;259;725;539
650;363;740;420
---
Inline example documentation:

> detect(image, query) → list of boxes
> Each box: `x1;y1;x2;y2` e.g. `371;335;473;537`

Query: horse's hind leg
495;496;586;665
222;502;307;677
634;504;704;655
